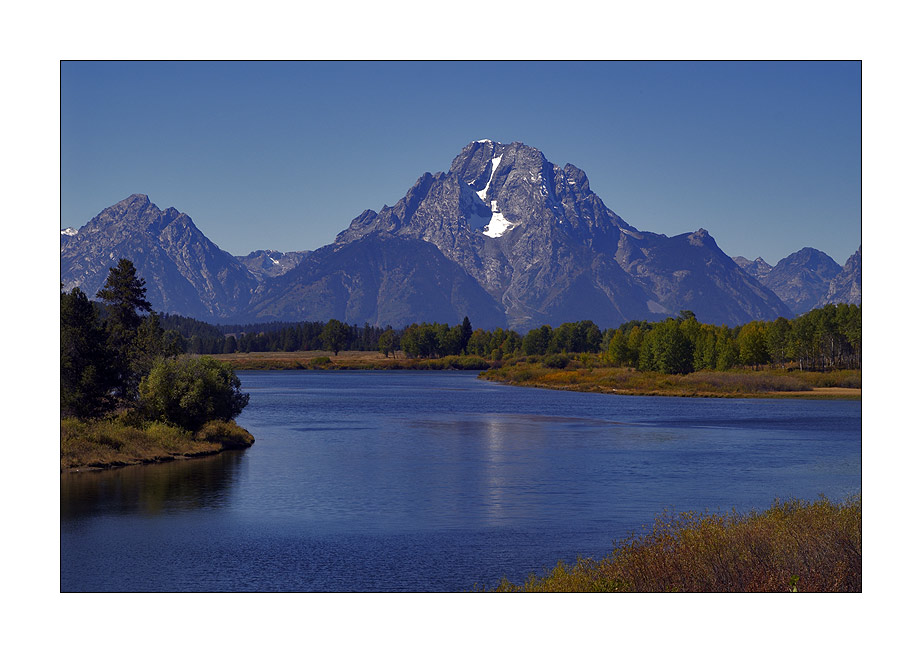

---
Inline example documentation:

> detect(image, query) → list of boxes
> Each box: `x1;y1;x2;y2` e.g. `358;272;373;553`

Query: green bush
139;356;249;431
544;353;570;369
444;355;490;370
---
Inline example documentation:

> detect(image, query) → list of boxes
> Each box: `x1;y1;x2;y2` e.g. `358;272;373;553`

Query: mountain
236;249;310;282
756;247;842;315
60;194;258;321
326;140;791;328
733;246;860;315
732;255;772;280
61;227;77;247
822;246;861;306
63;141;809;329
246;234;507;328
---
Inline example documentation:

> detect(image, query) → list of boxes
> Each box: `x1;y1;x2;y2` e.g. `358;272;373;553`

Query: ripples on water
61;370;860;591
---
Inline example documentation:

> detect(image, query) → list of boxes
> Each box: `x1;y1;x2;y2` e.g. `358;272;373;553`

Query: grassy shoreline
210;350;493;371
494;496;861;592
479;363;861;400
61;416;255;472
210;351;860;399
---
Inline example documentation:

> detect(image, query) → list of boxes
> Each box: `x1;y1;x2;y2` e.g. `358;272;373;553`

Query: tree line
73;262;859;375
158;314;393;355
600;304;860;373
61;259;248;429
394;305;859;372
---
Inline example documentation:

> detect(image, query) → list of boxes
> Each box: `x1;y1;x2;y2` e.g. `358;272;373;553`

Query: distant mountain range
733;246;862;315
61;140;860;328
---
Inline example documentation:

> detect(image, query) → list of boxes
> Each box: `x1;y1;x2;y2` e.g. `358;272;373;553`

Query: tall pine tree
96;259;154;401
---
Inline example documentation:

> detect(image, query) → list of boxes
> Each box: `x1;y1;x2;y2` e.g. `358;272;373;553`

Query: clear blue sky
61;61;860;265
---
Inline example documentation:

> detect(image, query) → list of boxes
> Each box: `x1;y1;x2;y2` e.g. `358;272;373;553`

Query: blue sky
61;61;860;265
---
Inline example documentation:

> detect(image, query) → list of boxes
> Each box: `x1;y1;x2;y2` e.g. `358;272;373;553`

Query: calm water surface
61;370;860;592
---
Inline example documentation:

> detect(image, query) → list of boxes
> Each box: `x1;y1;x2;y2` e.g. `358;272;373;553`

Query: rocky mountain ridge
61;141;858;327
61;194;258;320
733;246;861;315
325;140;792;328
236;249;310;281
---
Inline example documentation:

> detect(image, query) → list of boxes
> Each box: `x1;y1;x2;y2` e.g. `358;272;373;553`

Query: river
61;370;860;591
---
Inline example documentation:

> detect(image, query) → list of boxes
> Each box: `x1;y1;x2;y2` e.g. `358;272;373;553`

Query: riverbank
61;416;254;472
209;351;860;399
210;350;492;370
494;496;861;592
479;364;861;399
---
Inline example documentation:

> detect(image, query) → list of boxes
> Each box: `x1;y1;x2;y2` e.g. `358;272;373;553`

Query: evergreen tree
96;259;152;334
61;287;115;418
460;316;473;353
96;259;153;401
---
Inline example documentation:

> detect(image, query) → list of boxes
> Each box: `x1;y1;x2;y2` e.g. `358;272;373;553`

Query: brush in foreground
494;497;860;592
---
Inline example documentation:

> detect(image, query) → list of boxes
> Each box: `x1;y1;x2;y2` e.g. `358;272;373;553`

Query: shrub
544;353;570;369
444;355;490;370
495;496;860;592
838;374;862;389
197;420;255;449
139;356;249;431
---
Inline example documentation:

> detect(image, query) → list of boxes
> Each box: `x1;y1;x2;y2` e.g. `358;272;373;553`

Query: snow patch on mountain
483;211;513;238
474;155;503;202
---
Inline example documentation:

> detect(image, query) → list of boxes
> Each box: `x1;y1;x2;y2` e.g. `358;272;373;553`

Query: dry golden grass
481;363;860;399
61;416;254;471
494;497;861;592
208;351;492;371
212;350;390;363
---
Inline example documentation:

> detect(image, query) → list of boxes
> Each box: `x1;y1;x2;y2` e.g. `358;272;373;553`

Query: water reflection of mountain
61;451;247;520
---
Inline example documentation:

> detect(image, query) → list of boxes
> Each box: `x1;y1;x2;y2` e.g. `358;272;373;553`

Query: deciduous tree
321;319;350;356
139;357;249;432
